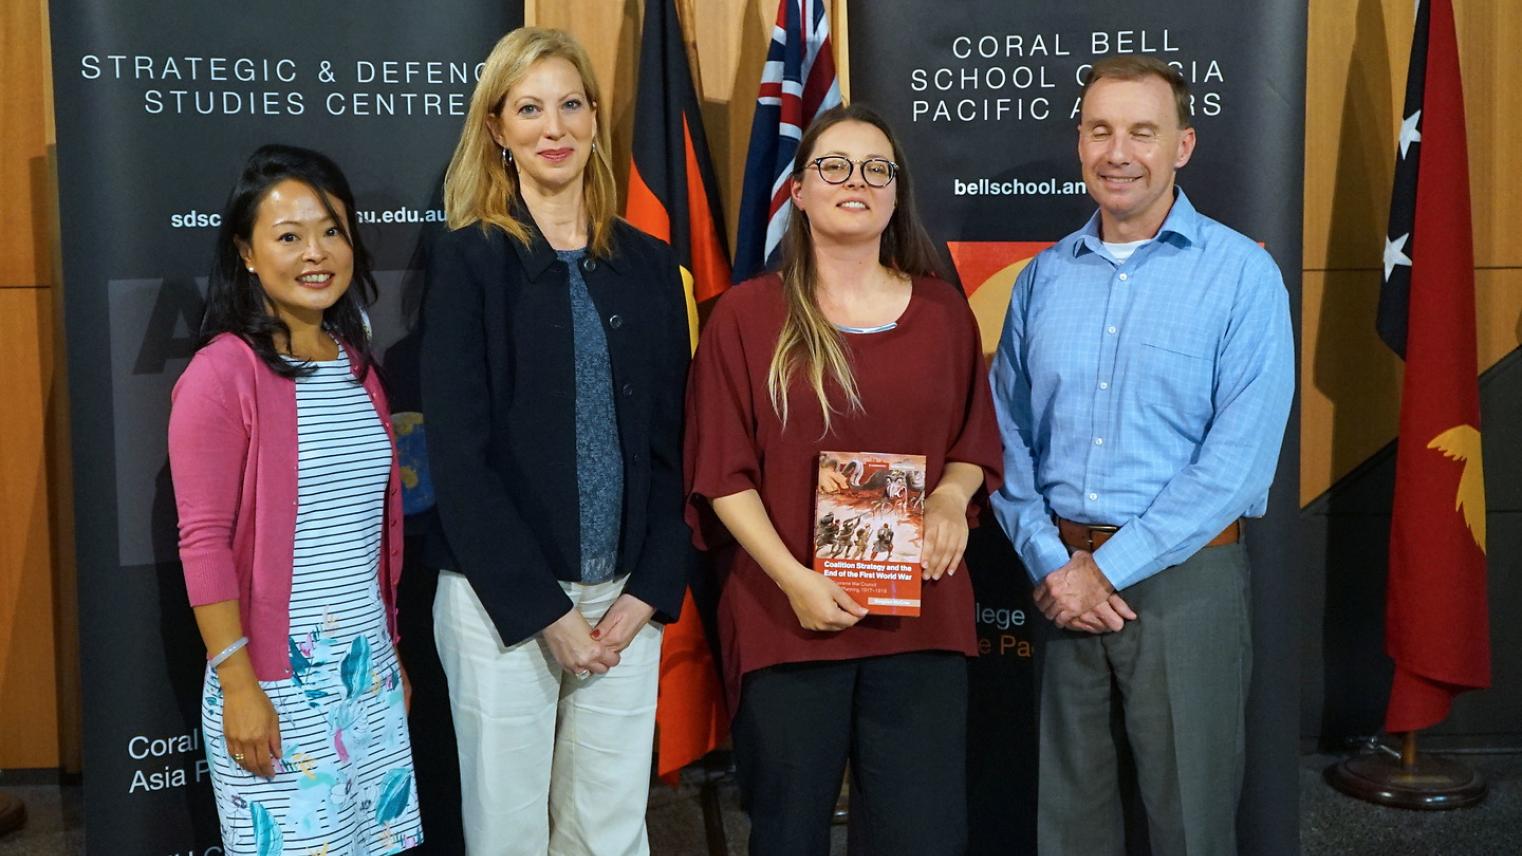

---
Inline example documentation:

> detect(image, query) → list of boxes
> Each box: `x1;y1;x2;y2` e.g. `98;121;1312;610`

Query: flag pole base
1324;736;1487;810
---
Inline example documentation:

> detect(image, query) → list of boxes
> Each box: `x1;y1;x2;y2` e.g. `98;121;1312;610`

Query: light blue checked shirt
989;190;1294;589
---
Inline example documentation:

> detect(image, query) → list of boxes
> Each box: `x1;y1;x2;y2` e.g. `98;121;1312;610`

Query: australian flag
731;0;841;283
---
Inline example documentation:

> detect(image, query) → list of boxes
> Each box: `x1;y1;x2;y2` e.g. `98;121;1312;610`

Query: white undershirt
1103;238;1151;263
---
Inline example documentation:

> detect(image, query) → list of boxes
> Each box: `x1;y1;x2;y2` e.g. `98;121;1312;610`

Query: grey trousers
1037;543;1252;856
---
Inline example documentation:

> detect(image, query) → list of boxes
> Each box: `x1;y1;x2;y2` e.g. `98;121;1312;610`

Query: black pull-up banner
49;4;521;853
847;4;1306;854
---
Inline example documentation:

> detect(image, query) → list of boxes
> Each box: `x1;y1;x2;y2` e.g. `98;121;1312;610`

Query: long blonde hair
766;104;944;433
444;28;618;257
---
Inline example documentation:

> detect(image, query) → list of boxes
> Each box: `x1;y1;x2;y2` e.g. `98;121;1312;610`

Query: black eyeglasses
806;156;898;188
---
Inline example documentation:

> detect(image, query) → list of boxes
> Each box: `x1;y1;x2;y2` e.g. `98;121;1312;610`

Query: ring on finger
574;670;591;679
232;752;246;761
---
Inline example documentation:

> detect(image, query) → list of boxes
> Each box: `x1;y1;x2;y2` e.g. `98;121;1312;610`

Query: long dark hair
200;144;376;379
766;103;945;431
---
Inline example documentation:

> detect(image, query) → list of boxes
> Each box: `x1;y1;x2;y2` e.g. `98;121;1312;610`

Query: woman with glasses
684;103;1003;856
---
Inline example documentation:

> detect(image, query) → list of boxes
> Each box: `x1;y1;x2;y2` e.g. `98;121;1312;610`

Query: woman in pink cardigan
168;145;422;854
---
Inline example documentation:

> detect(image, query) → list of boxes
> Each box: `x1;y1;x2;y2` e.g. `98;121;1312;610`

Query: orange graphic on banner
946;241;1052;358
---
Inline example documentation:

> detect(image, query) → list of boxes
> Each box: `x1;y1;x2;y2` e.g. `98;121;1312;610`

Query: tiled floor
0;782;81;856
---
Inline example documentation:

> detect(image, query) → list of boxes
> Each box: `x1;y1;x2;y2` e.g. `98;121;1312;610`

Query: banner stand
48;5;519;851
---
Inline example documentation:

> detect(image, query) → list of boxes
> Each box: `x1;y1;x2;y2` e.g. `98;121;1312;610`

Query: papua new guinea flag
1375;0;1489;734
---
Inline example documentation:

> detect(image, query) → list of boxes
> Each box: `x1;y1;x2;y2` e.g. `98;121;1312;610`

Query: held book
812;451;927;617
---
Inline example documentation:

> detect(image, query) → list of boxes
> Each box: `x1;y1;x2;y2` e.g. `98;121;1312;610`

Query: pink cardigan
168;333;403;681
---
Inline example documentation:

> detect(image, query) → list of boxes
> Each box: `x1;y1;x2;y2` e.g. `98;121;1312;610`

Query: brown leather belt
1055;516;1241;553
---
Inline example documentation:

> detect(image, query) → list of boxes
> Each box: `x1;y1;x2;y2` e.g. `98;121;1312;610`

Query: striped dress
202;349;423;855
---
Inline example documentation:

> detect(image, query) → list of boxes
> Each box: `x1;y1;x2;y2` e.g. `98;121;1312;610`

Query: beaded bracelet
207;636;248;670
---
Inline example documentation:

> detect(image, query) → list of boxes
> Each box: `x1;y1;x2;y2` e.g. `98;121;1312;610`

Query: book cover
812;451;927;617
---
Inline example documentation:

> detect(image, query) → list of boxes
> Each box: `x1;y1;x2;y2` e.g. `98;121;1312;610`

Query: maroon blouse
683;273;1004;711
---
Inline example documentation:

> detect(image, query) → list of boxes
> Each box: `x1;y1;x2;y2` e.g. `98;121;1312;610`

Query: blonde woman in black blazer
419;27;691;856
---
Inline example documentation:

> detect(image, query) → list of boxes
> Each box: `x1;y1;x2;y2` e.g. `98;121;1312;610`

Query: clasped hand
542;594;655;677
1032;550;1137;633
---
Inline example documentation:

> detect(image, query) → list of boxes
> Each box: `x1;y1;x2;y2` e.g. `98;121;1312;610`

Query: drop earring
501;147;513;168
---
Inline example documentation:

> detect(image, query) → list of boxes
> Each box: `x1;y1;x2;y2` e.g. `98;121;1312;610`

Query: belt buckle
1084;523;1119;551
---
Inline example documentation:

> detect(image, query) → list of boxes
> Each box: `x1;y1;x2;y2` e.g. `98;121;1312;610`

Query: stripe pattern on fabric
201;350;423;855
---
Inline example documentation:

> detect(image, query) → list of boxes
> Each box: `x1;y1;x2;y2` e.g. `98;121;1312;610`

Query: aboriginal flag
625;0;731;782
626;0;732;315
1375;0;1489;733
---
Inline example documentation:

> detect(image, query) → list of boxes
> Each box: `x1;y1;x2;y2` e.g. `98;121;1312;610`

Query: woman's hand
921;489;971;581
591;594;657;654
193;602;280;777
541;607;620;677
781;566;869;632
708;490;867;631
220;681;282;778
920;463;983;581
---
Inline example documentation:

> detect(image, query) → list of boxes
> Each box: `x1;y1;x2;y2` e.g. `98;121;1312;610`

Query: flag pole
676;0;703;100
832;0;849;103
1400;730;1418;770
1324;729;1486;809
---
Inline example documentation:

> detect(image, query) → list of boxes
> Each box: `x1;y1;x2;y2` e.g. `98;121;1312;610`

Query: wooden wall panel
1303;0;1521;272
0;0;69;772
1300;268;1522;504
1303;0;1402;273
1300;0;1522;504
1;0;50;287
1475;269;1522;376
0;289;61;769
1455;2;1522;270
678;0;783;251
1300;270;1403;503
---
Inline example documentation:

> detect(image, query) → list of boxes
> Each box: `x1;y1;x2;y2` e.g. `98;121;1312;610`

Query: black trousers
733;651;969;856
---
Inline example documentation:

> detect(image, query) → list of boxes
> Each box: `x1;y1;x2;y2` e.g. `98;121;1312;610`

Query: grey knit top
557;248;623;583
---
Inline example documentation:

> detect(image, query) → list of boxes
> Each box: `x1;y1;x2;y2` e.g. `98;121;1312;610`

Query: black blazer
419;216;693;646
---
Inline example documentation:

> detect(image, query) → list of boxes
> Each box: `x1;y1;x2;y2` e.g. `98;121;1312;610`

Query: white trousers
434;570;663;856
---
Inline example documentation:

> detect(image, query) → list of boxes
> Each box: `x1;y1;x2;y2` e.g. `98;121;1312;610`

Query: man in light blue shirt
990;56;1293;855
